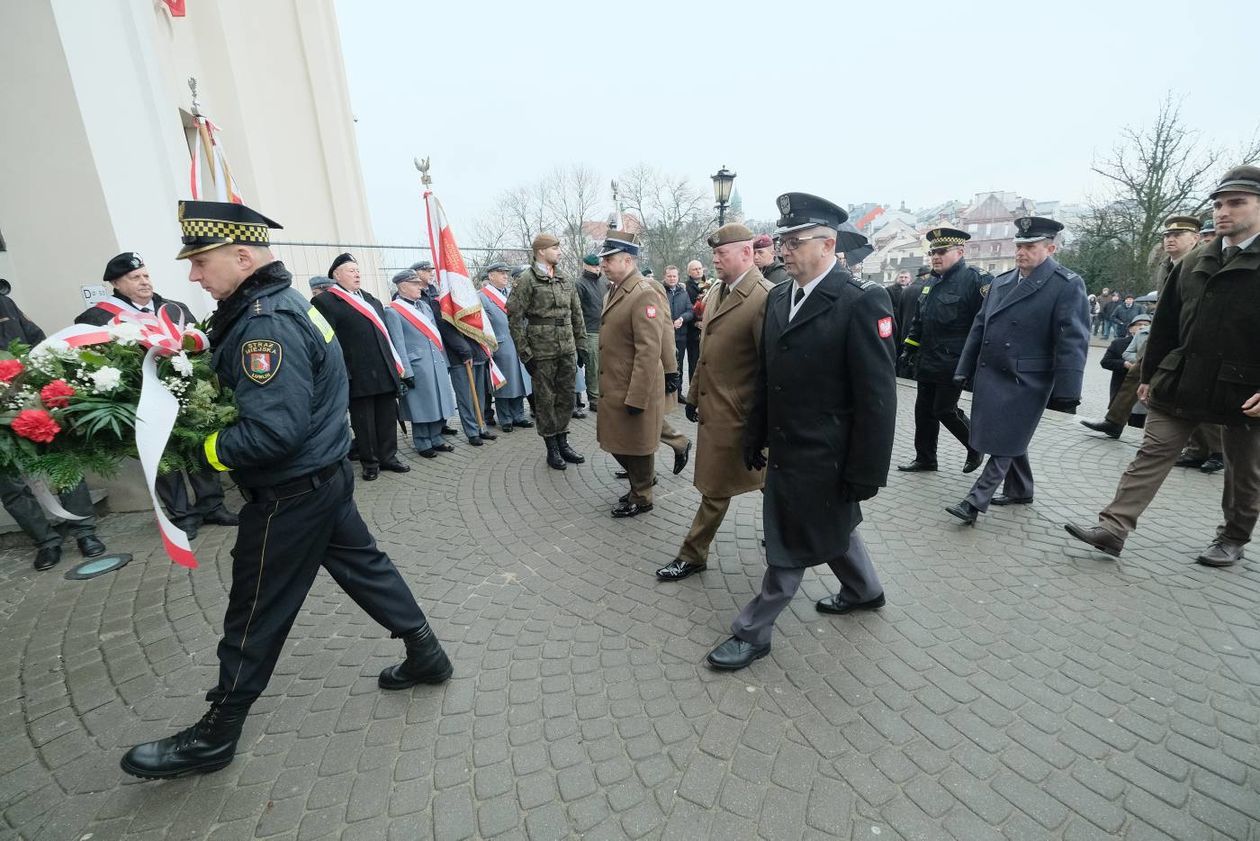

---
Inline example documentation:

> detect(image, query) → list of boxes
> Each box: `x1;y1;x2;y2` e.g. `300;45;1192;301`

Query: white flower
108;321;144;346
171;352;194;377
90;366;123;393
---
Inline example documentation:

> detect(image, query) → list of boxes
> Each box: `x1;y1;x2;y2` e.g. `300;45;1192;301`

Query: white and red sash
388;299;444;352
327;286;406;376
480;285;508;314
95;298;159;324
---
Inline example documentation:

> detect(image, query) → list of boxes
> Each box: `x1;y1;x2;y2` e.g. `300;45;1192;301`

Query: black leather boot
557;432;585;464
545;436;567;470
379;624;454;690
119;703;248;779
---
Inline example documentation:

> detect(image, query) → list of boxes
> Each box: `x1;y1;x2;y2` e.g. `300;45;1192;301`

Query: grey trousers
411;419;446;452
731;530;882;646
449;361;489;441
0;478;97;548
965;454;1034;512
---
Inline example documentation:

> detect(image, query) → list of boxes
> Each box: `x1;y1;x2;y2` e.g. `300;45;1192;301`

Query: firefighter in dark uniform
897;227;988;474
894;265;931;378
120;201;452;780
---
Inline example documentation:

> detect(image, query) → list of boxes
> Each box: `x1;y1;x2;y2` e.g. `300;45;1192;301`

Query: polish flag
423;190;505;388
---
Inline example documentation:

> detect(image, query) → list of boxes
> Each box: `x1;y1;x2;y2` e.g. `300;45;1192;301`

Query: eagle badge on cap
777;195;792;215
928;229;940;240
130;254;143;268
1017;218;1031;233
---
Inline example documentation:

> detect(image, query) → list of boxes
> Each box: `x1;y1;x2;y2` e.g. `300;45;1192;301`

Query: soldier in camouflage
507;233;588;470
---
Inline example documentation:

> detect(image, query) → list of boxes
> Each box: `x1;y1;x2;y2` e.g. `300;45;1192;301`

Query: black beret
104;252;145;283
328;252;357;278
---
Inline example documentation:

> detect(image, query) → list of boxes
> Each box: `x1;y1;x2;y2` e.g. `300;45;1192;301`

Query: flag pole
465;360;486;431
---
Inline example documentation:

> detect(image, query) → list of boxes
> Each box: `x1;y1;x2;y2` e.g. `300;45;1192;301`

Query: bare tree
618;164;711;275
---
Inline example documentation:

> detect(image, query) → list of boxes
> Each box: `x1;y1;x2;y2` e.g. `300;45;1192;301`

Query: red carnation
0;359;24;383
11;409;61;443
40;379;75;409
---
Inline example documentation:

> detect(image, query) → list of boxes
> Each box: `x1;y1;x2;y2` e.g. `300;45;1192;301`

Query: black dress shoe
33;546;61;571
500;424;514;434
963;450;983;474
673;440;692;475
77;535;106;557
1080;418;1123;439
991;494;1033;506
200;508;239;527
433;443;455;453
656;559;706;581
362;468;380;481
611;500;653;518
177;519;199;541
468;437;484;447
816;591;886;615
614;470;629;479
381;461;411;473
514;419;534;429
1200;455;1225;474
897;459;938;472
945;500;979;525
379;624;454;690
417;449;437;459
1197;539;1244;567
1063;523;1124;558
441;426;458;436
1173;455;1206;468
706;636;770;671
347;449;360;462
480;430;498;441
120;704;247;780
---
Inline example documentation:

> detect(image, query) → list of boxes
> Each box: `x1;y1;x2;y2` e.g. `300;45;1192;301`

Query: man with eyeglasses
897;228;988;475
946;217;1090;525
705;193;897;671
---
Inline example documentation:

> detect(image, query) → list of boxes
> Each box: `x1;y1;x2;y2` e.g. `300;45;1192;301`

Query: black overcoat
905;259;990;384
744;264;897;569
311;286;401;399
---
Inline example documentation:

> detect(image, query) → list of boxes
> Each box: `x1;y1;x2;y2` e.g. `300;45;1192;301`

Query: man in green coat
507;233;588;470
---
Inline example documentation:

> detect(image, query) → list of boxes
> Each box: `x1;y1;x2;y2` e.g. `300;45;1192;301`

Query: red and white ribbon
327;286;406;376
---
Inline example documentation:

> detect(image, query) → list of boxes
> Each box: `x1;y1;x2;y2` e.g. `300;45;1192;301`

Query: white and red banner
423;190;505;389
190;115;242;204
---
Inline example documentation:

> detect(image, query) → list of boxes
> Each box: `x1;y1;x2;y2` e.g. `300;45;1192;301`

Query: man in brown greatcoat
658;224;771;580
596;232;667;518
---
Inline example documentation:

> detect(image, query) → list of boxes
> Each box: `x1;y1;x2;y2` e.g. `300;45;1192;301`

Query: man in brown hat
507;233;587;470
1067;165;1260;567
596;232;666;518
658;224;773;580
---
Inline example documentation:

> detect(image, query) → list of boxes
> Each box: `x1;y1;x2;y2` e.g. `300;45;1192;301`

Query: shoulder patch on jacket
241;339;283;384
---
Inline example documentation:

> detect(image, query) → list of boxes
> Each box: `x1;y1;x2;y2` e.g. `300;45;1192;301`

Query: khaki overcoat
686;269;772;497
597;271;666;455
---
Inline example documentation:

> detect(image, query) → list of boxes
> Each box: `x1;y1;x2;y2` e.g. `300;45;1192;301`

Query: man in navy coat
946;217;1091;524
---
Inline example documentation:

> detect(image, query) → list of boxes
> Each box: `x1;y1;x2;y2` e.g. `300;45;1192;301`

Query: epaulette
757;278;774;292
848;277;877;291
636;280;654;292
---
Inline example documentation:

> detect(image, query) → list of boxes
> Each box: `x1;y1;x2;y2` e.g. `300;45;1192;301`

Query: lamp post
711;165;736;226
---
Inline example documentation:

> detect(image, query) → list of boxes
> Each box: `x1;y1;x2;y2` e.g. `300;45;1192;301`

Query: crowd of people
4;163;1258;783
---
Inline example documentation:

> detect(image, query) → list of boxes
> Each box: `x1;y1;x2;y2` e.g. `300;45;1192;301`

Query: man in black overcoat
706;193;898;671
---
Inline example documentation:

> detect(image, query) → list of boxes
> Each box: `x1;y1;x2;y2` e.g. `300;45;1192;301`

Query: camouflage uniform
507;264;586;437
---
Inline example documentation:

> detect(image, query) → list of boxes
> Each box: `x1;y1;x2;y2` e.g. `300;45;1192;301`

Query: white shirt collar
1224;231;1259;251
789;258;835;320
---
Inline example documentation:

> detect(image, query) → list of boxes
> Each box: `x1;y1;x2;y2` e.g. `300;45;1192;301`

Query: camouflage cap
706;223;755;249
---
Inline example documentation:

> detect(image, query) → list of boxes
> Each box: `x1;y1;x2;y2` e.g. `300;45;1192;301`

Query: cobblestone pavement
1;348;1258;841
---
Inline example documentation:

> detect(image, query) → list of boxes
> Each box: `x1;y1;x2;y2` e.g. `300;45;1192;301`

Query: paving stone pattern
0;347;1257;840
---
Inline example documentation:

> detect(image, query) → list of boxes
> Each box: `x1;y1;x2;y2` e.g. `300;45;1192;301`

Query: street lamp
711;165;736;226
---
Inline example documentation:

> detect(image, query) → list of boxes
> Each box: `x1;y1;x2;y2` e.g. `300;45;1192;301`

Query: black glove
839;482;879;502
1047;397;1080;415
685;404;699;423
626;405;643;416
401;376;415;390
523;358;537;376
576;348;589;369
952;375;972;391
743;444;767;472
665;378;677;395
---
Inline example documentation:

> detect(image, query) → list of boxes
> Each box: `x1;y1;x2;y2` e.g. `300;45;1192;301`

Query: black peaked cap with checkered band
177;200;283;259
925;227;971;248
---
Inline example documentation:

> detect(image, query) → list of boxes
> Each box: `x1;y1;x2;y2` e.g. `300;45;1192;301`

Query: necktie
1222;245;1241;264
140;307;151;313
793;286;805;306
719;283;729;304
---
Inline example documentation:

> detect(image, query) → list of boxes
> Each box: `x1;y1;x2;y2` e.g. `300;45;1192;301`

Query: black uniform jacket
1143;235;1260;427
312;286;401;399
744;264;897;568
204;262;351;487
904;259;990;384
75;291;196;326
0;296;45;345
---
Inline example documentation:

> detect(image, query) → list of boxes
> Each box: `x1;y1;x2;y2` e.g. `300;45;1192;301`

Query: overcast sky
335;0;1255;245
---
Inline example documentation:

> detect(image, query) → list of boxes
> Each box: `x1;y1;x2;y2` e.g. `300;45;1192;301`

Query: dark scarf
205;261;292;346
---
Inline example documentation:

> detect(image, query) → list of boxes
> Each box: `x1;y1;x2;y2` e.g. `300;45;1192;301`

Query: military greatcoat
597;271;666;456
687;269;772;498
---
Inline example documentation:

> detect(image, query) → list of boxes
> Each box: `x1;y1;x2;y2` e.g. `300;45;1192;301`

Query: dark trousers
209;461;427;711
348;392;399;469
156;467;227;525
912;381;972;463
1105;366;1142;427
965;454;1034;512
683;329;701;383
613;453;655;505
1183;424;1225;459
672;341;686;392
0;478;96;548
